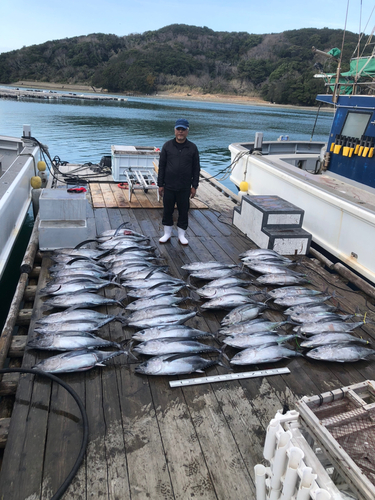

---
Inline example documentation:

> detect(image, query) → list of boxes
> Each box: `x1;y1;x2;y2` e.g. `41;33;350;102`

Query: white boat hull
0;136;40;280
229;143;375;284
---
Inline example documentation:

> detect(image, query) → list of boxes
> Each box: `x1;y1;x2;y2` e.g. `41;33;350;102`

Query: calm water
0;91;333;191
0;90;334;329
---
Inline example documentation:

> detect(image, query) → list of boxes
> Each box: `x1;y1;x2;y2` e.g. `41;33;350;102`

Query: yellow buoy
37;160;47;172
239;181;249;192
31;176;42;189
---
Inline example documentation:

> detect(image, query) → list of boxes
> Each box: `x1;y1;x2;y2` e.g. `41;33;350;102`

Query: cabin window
341;111;372;139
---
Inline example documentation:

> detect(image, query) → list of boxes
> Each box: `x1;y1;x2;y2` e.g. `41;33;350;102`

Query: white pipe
288;447;304;470
263;418;280;460
254;464;267;500
296;467;316;500
315;489;331;500
269;487;281;500
279;447;304;500
270;431;291;490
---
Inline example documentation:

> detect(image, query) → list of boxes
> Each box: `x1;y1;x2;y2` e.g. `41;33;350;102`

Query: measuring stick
169;367;290;388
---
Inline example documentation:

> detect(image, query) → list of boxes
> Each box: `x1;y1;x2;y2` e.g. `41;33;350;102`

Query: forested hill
0;24;369;105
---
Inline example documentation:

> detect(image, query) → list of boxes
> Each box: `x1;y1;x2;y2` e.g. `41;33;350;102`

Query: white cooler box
111;145;160;182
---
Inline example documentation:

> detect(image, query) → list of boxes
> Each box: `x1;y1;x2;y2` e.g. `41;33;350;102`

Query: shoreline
6;80;328;112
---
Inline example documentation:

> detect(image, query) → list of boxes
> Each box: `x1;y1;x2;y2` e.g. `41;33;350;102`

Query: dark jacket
157;138;200;191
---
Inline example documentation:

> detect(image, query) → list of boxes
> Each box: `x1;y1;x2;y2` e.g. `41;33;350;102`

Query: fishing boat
0;138;374;499
0;128;41;280
229;51;375;285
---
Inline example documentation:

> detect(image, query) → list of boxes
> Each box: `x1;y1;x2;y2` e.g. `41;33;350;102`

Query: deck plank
181;383;255;498
110;184;130;208
149;378;218;499
90;183;106;208
101;183;118;208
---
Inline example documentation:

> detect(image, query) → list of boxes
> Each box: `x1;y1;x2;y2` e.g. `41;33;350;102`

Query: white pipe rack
255;410;348;500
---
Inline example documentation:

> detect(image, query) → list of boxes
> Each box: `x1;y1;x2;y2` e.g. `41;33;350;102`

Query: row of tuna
239;248;374;363
29;223;374;375
31;224;192;372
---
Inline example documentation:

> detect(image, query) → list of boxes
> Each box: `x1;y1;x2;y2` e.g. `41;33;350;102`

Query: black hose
0;368;89;500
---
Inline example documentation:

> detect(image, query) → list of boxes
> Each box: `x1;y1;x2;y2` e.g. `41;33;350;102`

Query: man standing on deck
157;118;200;246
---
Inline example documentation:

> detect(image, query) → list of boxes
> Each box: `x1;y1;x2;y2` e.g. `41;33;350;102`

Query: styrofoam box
39;188;86;221
38;220;88;250
111;145;160;182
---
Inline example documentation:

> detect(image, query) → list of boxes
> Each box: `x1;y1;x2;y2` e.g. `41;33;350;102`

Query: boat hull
229;142;375;284
0;136;40;279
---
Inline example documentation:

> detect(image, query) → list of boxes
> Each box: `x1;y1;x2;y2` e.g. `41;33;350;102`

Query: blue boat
229;52;375;285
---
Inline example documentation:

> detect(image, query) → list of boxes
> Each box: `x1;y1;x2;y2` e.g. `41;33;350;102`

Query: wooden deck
1;175;375;499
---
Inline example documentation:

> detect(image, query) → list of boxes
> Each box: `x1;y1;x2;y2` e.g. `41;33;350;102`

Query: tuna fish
126;284;186;299
181;261;237;272
52;248;108;260
36;309;125;327
133;338;220;356
224;333;295;349
34;320;103;334
300;333;370;348
256;274;310;286
294;321;365;335
135;353;222;375
33;349;127;373
98;240;154;251
189;268;240;280
50;268;109;280
197;286;254;300
132;325;213;342
221;302;267;326
274;294;332;308
219;319;288;336
127;310;196;329
123;276;185;290
203;277;253;288
40;279;120;296
49;261;106;273
305;345;375;362
241;254;292;264
290;311;354;324
28;332;123;351
230;345;301;365
200;294;257;310
283;304;336;316
267;286;322;299
243;262;293;274
43;292;126;310
125;294;187;311
124;305;192;324
98;225;147;239
239;249;287;259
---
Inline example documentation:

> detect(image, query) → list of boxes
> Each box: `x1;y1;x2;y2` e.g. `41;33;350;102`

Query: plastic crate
111;145;160;182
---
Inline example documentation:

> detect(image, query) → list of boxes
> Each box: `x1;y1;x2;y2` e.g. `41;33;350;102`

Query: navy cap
175;118;189;129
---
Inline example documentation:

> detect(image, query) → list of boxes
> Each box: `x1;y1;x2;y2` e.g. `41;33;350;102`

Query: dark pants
162;188;190;230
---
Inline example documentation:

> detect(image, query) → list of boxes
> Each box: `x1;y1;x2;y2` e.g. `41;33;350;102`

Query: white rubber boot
178;227;188;246
159;225;172;243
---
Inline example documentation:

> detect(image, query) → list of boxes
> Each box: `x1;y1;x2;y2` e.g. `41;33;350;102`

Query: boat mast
333;0;350;103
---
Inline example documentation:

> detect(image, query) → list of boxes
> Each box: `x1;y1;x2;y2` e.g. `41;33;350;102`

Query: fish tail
114;221;130;236
122;340;139;362
218;350;232;370
74;238;98;249
115;314;129;325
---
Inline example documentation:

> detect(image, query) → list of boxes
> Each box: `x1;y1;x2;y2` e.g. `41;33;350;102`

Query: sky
1;0;374;54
